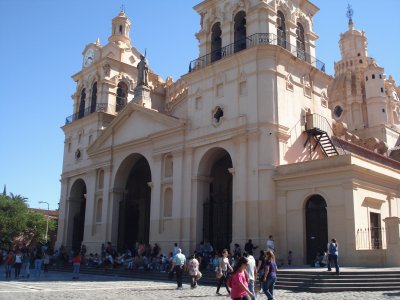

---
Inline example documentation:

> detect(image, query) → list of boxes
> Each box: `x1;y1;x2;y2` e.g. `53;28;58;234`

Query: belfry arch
66;179;87;252
197;147;233;253
114;154;152;251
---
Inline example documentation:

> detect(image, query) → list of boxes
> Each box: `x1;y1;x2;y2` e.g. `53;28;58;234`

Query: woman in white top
14;250;23;278
216;249;233;296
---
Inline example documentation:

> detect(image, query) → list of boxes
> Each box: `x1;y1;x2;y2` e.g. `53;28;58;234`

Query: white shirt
266;239;275;251
246;255;256;281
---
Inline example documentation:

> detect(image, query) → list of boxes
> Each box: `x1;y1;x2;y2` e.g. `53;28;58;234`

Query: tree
0;194;55;247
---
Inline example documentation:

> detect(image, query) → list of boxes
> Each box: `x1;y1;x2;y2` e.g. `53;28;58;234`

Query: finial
346;3;354;26
144;48;147;58
95;37;101;46
120;4;125;13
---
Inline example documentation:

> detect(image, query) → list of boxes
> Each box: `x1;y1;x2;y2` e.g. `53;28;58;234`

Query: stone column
108;188;124;246
384;217;400;267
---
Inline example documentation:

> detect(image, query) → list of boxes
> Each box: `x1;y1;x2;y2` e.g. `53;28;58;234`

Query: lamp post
38;201;50;244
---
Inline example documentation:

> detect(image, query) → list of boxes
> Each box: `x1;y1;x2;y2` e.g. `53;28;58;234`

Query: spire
346;3;354;30
2;184;6;196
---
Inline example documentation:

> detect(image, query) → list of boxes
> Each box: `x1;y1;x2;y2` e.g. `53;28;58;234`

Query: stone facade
56;0;400;267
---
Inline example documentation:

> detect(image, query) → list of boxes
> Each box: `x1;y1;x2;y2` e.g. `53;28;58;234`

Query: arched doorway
198;148;233;253
117;155;151;251
305;195;328;263
68;179;87;252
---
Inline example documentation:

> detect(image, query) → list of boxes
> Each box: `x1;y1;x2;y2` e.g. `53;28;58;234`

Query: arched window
296;22;306;61
90;82;97;113
164;155;173;178
97;169;104;190
277;11;286;49
163;188;173;218
211;22;222;62
119;25;123;34
78;88;86;119
96;198;103;222
116;82;128;112
234;11;246;53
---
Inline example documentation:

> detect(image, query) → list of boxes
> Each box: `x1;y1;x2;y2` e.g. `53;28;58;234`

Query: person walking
4;250;14;280
243;252;257;300
256;250;266;293
188;254;201;289
327;238;340;275
229;256;254;300
262;250;278;300
216;249;233;296
72;252;81;279
170;248;186;290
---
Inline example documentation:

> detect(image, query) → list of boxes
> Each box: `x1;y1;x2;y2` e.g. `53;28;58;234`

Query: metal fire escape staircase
304;114;339;157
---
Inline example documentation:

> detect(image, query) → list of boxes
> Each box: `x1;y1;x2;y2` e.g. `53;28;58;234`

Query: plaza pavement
0;269;400;300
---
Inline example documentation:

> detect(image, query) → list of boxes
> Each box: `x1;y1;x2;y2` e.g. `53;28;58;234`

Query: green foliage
0;194;55;246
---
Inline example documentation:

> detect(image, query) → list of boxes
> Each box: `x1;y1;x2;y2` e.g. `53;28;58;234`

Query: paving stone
0;270;399;299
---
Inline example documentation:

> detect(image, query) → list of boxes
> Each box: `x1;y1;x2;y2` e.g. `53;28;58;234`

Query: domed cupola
108;9;131;45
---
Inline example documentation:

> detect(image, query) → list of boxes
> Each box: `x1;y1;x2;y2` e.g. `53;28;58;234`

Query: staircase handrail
306;113;346;155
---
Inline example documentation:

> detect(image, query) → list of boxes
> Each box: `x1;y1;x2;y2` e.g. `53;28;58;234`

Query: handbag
216;270;223;279
196;271;202;280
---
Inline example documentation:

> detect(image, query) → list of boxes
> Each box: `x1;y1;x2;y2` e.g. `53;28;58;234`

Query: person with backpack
327;238;339;275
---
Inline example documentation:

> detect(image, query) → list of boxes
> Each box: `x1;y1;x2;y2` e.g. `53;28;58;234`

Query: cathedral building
56;0;400;267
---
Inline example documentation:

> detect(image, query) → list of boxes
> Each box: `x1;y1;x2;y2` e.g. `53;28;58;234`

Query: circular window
334;106;344;119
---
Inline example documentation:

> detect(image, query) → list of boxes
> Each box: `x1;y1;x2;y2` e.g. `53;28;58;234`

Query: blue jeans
34;259;42;277
248;279;256;300
328;254;339;274
262;276;277;300
73;263;80;276
5;264;12;278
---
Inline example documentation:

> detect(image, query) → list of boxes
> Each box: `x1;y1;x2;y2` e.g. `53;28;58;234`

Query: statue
137;54;149;87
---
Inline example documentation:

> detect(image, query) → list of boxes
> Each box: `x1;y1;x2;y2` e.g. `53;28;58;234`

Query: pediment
88;102;184;156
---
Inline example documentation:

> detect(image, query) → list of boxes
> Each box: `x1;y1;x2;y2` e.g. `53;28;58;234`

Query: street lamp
38;201;50;244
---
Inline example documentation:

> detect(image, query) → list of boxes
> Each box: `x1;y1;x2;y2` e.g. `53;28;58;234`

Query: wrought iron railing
65;103;117;125
305;113;346;154
356;227;386;250
189;32;326;73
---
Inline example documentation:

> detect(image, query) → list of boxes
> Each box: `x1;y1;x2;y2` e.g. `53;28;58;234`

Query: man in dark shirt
244;239;258;256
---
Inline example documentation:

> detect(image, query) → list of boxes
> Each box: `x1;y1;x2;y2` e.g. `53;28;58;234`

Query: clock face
84;49;95;67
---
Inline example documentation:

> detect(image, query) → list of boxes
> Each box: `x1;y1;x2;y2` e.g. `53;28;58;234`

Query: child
72;252;81;279
287;250;293;265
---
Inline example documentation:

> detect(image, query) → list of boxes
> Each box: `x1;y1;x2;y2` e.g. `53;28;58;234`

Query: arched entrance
305;195;328;263
198;148;233;253
68;179;87;252
117;154;151;251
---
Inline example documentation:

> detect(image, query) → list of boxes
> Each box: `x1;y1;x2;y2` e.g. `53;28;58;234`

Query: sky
0;0;399;211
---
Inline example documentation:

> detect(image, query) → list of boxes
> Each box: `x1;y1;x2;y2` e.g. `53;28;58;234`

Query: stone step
49;265;400;292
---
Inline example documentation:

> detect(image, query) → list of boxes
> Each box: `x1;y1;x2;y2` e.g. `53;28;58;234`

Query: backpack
329;243;337;255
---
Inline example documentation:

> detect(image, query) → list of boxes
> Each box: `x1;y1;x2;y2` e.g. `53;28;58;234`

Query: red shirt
73;255;81;264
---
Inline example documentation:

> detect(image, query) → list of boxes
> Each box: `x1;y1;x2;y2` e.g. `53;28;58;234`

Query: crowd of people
0;243;53;280
1;236;339;300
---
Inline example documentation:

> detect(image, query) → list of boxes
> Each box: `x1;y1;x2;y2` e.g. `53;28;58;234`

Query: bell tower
108;8;131;45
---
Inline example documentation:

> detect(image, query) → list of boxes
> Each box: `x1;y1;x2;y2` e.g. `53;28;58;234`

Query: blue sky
0;0;399;210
